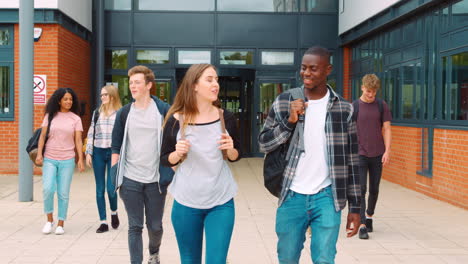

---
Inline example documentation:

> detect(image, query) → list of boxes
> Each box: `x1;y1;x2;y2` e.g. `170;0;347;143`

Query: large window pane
258;83;291;131
261;51;294;65
178;50;211;64
402;64;415;119
151;81;172;103
105;50;128;70
0;29;10;45
220;51;254;65
452;0;468;26
218;0;298;12
450;52;468;120
136;50;170;64
0;66;11;115
300;0;337;12
105;0;131;10
139;0;214;11
106;75;130;105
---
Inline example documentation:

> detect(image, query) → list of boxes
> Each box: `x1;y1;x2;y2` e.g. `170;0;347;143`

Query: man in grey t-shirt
111;65;173;264
353;73;392;240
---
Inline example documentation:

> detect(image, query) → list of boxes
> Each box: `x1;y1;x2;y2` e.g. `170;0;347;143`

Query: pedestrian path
0;158;467;263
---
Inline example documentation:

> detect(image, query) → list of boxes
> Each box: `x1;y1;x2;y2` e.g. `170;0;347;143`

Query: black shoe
365;218;373;233
96;223;109;233
111;214;120;229
359;227;369;239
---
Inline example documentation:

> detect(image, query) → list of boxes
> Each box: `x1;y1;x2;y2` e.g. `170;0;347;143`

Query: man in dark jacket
111;65;174;264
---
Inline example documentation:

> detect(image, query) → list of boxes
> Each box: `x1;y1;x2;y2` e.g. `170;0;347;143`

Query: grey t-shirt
124;101;160;183
168;120;238;209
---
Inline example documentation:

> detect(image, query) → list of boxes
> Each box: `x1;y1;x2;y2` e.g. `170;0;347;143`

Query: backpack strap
285;87;306;160
91;109;99;147
218;108;228;160
352;100;359;122
353;98;384;126
377;98;384;125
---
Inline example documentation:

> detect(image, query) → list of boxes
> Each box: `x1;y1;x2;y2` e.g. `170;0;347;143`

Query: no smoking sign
33;75;47;104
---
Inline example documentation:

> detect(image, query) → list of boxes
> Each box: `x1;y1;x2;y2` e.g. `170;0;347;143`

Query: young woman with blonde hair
85;85;122;233
160;63;241;264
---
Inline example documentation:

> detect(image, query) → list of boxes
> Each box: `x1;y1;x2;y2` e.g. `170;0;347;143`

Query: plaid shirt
85;111;117;155
258;86;361;213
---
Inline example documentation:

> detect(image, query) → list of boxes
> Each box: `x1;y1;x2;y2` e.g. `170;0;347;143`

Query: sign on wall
33;75;47;104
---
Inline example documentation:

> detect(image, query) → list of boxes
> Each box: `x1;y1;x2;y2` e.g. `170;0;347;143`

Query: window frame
175;48;213;66
217;49;256;68
0;25;14;121
134;48;173;67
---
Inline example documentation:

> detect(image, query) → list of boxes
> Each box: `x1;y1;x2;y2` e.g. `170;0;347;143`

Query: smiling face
129;73;151;101
59;92;73;112
300;54;332;90
100;87;110;105
194;67;219;104
361;86;377;103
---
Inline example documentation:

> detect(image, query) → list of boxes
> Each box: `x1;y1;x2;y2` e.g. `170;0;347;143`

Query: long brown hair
164;64;220;130
99;85;122;116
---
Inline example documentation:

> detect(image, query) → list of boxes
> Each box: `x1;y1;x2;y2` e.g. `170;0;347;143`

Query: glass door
151;78;174;104
252;79;294;156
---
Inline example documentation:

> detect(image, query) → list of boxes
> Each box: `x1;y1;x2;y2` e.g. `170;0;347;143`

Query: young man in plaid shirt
259;46;361;264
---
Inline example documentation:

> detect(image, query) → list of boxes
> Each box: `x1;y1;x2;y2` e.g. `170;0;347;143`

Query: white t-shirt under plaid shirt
85;110;117;155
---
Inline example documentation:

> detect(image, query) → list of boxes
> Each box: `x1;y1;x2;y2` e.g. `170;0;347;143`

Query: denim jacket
111;95;174;193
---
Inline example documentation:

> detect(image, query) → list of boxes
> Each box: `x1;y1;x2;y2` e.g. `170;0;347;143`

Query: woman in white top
161;64;241;264
85;85;122;233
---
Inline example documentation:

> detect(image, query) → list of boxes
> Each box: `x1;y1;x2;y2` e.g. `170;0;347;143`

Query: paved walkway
0;158;467;263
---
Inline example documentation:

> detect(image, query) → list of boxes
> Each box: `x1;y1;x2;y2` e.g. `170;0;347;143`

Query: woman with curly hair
36;87;85;235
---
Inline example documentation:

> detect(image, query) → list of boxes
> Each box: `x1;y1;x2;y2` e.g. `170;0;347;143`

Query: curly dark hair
44;88;80;125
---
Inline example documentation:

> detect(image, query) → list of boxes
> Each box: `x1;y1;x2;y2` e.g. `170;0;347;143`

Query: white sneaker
55;226;65;235
42;222;54;234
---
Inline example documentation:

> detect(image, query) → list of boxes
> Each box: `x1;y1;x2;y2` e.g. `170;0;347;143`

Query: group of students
35;45;391;264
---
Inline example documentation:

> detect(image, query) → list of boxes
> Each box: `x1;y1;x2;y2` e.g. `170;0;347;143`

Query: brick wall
0;23;91;174
382;126;468;210
342;46;352;101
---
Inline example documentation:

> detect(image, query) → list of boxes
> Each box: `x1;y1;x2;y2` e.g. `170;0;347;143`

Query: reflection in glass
402;64;414;119
0;29;10;45
218;0;298;12
0;66;10;115
259;83;291;131
105;50;128;70
139;0;214;11
452;0;468;25
105;0;131;10
136;50;170;64
450;52;468;120
220;51;254;65
178;50;211;64
151;81;172;103
261;51;294;65
300;0;337;12
106;75;130;105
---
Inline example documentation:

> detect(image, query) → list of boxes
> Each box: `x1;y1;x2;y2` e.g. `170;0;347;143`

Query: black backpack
263;88;305;197
352;98;384;126
26;117;52;166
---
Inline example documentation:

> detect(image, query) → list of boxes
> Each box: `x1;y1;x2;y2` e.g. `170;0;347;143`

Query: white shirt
290;90;331;194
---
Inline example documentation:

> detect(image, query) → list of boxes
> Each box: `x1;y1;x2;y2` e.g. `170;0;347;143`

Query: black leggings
359;155;383;224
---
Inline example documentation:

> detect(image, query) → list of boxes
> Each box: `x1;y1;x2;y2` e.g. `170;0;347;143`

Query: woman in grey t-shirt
161;64;241;264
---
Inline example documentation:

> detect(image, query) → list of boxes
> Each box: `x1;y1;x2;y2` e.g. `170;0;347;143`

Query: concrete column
96;0;105;103
18;0;34;201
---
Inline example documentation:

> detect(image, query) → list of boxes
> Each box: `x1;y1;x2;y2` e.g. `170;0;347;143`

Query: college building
0;0;466;209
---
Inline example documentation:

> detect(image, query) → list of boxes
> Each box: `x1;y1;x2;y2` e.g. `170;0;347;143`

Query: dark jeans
171;199;235;264
359;155;383;224
119;177;167;264
92;147;117;221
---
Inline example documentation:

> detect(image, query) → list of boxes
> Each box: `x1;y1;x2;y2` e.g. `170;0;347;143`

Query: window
0;65;12;118
106;75;130;105
401;62;422;119
177;50;211;64
443;51;468;121
105;0;131;10
219;51;254;65
138;0;214;11
105;49;128;70
300;0;337;12
417;127;433;178
261;51;294;65
136;50;170;65
218;0;298;12
0;28;10;46
151;81;172;103
451;0;468;26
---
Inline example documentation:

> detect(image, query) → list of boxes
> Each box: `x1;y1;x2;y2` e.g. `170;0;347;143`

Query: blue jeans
171;199;235;264
119;177;166;264
42;158;75;221
276;186;341;264
92;147;117;221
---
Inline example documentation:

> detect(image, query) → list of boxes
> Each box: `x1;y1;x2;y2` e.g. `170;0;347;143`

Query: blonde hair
362;74;381;91
164;64;220;131
99;85;122;116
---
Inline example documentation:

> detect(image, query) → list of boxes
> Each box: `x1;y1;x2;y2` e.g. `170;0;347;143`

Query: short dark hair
304;46;331;64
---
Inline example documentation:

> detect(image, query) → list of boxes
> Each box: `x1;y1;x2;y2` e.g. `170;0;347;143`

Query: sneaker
148;253;160;264
365;218;373;232
42;222;54;234
55;226;65;235
111;213;120;229
96;223;109;233
359;226;369;239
